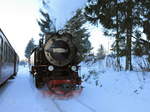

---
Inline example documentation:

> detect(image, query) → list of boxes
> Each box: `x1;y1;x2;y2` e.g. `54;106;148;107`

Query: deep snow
0;61;150;112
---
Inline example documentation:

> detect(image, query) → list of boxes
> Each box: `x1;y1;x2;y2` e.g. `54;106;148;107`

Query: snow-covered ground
0;60;150;112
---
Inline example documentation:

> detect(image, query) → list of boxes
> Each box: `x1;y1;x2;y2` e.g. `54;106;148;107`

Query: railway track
51;99;65;112
75;98;96;112
51;98;96;112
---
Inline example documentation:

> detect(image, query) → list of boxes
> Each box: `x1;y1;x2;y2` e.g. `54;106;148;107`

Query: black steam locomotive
30;31;81;93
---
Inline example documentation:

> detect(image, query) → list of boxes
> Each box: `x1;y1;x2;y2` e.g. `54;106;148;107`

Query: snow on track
0;66;98;112
51;97;96;112
0;66;60;112
1;64;150;112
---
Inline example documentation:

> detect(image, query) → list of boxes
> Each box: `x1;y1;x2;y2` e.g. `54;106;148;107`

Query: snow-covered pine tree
84;0;150;70
64;9;92;61
96;44;105;60
25;38;36;59
37;9;56;39
37;0;56;40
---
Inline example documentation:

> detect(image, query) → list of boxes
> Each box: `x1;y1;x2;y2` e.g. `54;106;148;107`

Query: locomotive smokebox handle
52;48;68;53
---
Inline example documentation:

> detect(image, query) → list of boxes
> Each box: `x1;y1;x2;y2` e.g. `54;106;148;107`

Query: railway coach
0;28;19;86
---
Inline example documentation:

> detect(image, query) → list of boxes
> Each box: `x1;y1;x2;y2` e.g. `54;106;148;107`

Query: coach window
9;48;11;62
10;50;13;62
6;45;8;62
4;43;7;62
9;49;11;62
7;45;9;62
3;43;5;61
0;36;3;61
4;43;6;62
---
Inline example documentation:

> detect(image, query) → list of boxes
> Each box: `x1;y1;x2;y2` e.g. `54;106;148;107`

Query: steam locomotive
30;31;82;94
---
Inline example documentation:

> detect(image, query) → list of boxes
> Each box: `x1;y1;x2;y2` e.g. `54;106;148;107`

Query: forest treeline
25;0;150;71
85;0;150;71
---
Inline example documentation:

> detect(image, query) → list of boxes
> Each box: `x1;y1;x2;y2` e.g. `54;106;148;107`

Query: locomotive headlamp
71;66;77;71
48;65;54;71
58;30;64;35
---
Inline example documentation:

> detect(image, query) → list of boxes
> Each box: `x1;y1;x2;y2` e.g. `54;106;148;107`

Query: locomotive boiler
30;31;82;94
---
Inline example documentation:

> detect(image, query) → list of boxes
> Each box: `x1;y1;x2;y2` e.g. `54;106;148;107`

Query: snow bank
0;60;150;112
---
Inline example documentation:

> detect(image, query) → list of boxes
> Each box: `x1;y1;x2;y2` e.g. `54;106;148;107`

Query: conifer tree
84;0;150;70
37;0;56;39
37;9;56;37
25;38;36;59
96;44;105;60
64;9;92;60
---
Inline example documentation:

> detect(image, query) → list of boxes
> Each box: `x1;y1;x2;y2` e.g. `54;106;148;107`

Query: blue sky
0;0;112;59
